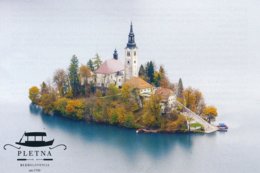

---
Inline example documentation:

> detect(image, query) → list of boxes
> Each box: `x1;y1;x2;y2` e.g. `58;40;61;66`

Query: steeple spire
126;22;137;49
113;49;118;60
130;22;133;33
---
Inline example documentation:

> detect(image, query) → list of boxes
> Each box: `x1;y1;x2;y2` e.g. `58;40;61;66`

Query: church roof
126;22;137;49
124;77;153;89
155;87;174;101
95;59;124;74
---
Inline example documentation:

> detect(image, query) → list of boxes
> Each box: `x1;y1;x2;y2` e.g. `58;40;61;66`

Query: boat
217;123;228;131
15;132;54;147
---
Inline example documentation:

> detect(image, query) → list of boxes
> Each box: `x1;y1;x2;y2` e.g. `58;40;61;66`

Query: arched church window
134;51;136;56
127;51;130;56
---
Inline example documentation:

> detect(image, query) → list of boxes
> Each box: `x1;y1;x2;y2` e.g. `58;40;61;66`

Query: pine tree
69;55;80;97
87;59;95;71
138;65;146;78
176;78;184;99
40;81;48;95
146;61;155;84
92;54;102;70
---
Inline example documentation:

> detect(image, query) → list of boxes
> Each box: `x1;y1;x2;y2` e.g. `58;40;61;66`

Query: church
95;23;138;88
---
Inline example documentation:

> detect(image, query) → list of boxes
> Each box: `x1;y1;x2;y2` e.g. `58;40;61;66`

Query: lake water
0;0;260;173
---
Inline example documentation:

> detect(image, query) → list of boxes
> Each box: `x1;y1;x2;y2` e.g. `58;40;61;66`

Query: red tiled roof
124;77;153;89
95;59;124;74
155;87;174;101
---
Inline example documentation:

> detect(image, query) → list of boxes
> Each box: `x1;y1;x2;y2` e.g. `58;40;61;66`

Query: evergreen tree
176;78;184;100
69;55;80;97
138;65;146;78
87;59;95;71
40;81;49;95
146;61;155;84
92;54;102;70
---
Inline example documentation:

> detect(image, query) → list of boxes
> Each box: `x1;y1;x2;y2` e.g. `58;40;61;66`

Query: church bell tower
125;22;138;81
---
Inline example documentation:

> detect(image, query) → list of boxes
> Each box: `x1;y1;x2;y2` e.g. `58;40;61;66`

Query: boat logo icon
15;132;54;147
3;131;67;150
3;131;67;171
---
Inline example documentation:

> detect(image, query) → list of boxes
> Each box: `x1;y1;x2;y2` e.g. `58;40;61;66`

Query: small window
134;60;136;64
134;51;136;56
128;61;130;64
127;51;130;56
119;79;121;82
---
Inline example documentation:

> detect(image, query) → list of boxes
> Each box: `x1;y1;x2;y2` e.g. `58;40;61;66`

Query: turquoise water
0;0;260;172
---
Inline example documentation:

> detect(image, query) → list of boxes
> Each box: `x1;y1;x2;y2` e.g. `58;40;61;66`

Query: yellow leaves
165;114;186;131
107;106;127;125
184;87;196;111
183;87;204;114
144;94;162;117
79;65;91;78
65;99;85;119
54;98;69;114
121;84;131;100
107;84;120;96
203;106;218;117
142;113;156;127
66;103;75;113
29;86;40;104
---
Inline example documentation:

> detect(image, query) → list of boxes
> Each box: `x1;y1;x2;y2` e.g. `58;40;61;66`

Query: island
29;23;219;134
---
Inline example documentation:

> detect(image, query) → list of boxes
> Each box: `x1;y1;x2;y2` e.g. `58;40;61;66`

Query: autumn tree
153;71;161;87
121;84;131;100
202;106;218;123
79;65;91;97
53;69;68;96
39;88;57;114
183;87;205;114
159;65;170;88
142;94;162;127
29;86;40;104
69;55;80;97
53;97;69;115
184;87;196;111
65;99;85;119
107;84;120;100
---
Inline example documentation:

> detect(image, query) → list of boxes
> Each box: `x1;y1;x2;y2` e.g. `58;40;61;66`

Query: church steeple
113;49;118;60
126;22;137;49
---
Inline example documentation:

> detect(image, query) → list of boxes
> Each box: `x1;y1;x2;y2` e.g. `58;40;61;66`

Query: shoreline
32;104;206;134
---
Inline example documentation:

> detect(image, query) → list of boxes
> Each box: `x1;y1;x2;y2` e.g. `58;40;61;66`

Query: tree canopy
69;55;80;97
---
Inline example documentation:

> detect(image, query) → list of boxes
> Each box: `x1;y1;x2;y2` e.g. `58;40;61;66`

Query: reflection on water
29;104;211;158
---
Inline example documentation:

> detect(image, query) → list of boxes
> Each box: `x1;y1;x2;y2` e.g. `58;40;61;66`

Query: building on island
95;49;125;88
124;77;154;97
95;22;138;88
155;87;176;114
94;23;177;114
124;22;138;81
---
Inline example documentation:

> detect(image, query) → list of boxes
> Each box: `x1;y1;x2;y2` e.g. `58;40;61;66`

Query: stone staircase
174;101;218;133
